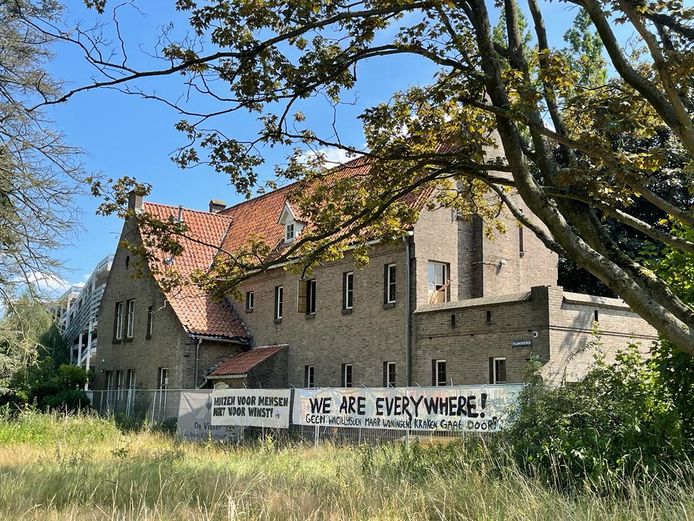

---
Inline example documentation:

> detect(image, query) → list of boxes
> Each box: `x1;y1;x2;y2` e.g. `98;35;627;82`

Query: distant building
54;255;113;372
94;156;657;394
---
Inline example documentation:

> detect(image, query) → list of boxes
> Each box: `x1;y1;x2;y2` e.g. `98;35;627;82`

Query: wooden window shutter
297;279;308;313
383;264;389;304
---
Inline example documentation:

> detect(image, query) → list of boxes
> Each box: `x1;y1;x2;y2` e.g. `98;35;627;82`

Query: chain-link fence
87;388;498;445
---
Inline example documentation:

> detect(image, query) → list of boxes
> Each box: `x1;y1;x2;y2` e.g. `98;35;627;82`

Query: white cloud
300;146;359;167
24;271;76;297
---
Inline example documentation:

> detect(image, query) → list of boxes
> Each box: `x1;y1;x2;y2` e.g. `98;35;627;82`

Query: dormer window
279;201;304;243
285;223;295;242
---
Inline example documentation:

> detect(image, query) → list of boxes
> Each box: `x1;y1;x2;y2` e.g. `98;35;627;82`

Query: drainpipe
194;338;202;389
405;233;413;386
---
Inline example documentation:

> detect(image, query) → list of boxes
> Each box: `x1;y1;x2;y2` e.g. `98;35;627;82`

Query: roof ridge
220;182;299;213
143;201;234;220
220;154;370;213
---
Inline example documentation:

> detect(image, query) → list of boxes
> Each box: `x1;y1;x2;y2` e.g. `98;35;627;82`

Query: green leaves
506;343;686;490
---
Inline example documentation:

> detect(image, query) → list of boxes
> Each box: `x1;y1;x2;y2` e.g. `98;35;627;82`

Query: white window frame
126;369;137;390
245;290;254;311
344;271;354;310
275;286;284;320
158;367;169;389
126;299;135;338
434;359;448;386
146;306;154;338
307;279;317;315
115;370;124;399
492;357;507;384
285;223;295;242
304;365;315;388
386;264;397;304
114;301;124;340
427;261;450;304
341;363;353;388
384;362;396;388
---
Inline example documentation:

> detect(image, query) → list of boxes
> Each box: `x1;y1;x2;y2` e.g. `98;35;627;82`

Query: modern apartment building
54;255;113;372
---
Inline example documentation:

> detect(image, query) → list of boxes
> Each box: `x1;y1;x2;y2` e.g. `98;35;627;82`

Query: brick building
94;159;657;392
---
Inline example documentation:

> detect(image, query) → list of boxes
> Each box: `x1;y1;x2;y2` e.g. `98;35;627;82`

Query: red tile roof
141;202;248;340
209;345;287;376
137;155;432;340
219;155;431;254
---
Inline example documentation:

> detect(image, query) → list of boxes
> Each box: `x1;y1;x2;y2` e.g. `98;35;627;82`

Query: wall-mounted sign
512;339;533;348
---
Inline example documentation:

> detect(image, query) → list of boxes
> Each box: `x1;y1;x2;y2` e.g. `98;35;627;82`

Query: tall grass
0;411;692;520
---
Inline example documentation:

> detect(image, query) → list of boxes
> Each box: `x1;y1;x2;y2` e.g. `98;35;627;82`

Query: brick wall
95;219;241;390
232;241;409;388
247;348;289;388
478;195;558;297
412;286;658;386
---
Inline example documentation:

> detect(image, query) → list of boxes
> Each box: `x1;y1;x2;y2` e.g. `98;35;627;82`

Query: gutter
207;373;247;380
188;333;249;344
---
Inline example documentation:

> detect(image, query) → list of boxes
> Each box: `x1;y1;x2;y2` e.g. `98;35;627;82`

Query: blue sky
45;0;605;288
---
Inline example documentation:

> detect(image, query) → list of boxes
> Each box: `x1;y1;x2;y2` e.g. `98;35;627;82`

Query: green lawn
0;411;691;520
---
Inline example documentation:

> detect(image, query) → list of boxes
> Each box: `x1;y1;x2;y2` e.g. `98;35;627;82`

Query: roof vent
209;199;226;213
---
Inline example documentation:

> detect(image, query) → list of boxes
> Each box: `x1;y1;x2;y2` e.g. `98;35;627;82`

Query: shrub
7;362;91;412
652;340;694;454
506;343;686;490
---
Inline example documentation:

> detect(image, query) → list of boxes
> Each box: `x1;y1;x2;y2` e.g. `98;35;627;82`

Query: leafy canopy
38;0;694;352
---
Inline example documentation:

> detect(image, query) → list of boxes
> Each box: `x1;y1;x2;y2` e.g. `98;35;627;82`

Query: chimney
127;191;143;211
209;199;226;213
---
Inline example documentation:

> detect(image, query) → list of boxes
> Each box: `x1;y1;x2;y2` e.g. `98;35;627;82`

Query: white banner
176;390;238;440
292;385;522;432
211;389;291;428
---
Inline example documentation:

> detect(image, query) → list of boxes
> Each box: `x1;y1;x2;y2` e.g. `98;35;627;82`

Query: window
490;357;507;384
428;261;450;304
383;362;396;388
126;299;135;339
245;291;254;312
285;223;295;242
594;309;599;323
307;279;317;315
126;369;137;390
341;364;353;387
433;360;447;386
304;365;315;388
146;306;154;339
105;370;113;390
115;370;124;398
158;367;169;389
384;263;397;304
343;271;354;310
274;286;284;320
114;301;124;341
